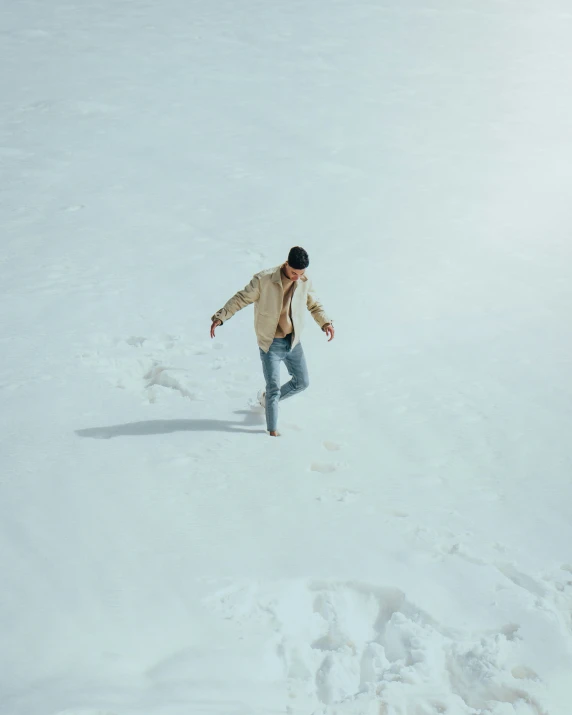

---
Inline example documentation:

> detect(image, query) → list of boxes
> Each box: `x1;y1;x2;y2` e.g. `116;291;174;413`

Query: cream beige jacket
212;264;332;353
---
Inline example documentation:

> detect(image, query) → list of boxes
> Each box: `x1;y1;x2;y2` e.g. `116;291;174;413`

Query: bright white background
1;1;571;713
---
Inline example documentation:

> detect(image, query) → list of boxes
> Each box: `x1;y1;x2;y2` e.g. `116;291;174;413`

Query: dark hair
288;246;309;270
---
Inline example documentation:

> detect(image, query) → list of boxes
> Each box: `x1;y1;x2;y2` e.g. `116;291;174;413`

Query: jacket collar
272;264;308;283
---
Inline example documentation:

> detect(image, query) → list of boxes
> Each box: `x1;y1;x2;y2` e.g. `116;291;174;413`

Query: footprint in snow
310;462;338;474
211;356;228;370
317;488;360;504
62;204;85;212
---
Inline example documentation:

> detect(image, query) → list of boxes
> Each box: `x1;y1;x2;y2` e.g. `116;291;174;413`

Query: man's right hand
210;319;222;338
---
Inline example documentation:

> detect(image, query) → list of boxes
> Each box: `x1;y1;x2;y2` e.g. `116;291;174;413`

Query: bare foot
269;430;280;437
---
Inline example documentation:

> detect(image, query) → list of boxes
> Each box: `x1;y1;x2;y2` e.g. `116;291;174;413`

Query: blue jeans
259;335;310;431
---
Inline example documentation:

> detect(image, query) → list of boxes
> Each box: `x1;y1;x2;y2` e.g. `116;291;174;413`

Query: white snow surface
2;0;572;713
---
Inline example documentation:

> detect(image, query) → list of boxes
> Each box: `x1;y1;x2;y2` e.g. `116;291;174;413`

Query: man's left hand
323;324;335;342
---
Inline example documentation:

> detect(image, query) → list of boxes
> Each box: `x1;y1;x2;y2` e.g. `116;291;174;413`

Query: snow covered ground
2;0;572;713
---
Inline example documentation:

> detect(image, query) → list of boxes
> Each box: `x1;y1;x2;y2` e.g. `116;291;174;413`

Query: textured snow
1;1;572;714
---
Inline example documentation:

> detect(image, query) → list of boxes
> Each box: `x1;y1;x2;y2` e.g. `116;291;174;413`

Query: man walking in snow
210;247;334;437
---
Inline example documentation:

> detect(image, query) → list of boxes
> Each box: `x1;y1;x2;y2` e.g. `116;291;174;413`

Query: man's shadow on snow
75;410;266;439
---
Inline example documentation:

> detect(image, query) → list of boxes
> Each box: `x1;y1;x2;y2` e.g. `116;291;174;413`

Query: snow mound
206;580;548;714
